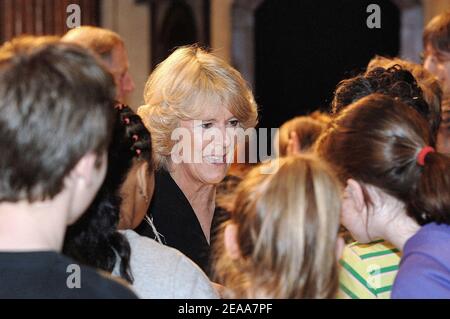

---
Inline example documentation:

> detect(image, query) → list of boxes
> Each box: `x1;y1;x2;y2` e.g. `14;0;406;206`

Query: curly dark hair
63;105;152;283
332;65;440;141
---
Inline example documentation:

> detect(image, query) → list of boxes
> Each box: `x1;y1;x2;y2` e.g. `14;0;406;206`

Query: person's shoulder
393;224;450;298
343;240;401;264
404;223;450;257
121;229;184;270
121;230;218;299
392;251;450;298
172;251;219;299
338;240;400;299
90;269;138;299
59;254;137;299
339;240;401;299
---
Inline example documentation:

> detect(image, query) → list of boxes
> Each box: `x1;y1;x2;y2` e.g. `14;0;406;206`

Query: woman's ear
136;162;149;195
224;223;241;260
345;179;365;212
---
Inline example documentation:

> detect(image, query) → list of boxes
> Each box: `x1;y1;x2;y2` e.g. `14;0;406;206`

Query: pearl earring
139;188;149;203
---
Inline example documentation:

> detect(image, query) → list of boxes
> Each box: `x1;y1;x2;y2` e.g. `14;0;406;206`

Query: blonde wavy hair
138;45;258;169
213;155;342;298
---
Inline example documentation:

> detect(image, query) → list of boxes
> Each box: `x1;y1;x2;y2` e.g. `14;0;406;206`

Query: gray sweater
112;229;219;299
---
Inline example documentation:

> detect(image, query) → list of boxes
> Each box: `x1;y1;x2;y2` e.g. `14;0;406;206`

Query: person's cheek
424;56;437;74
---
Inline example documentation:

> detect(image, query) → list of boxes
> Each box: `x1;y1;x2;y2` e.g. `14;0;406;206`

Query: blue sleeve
392;252;450;299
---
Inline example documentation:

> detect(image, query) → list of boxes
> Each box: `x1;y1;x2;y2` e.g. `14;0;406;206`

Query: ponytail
318;94;450;226
409;151;450;225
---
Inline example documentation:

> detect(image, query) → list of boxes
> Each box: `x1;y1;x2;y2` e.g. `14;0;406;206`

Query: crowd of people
0;11;450;299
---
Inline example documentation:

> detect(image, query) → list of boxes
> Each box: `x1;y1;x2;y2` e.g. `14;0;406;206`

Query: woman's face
172;106;240;186
118;161;154;229
437;107;450;155
424;45;450;95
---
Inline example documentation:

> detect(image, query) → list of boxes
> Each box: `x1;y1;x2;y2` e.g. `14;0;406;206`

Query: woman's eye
229;120;239;127
201;122;213;129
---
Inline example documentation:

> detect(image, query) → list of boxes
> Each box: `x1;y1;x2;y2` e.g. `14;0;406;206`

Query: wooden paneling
0;0;100;43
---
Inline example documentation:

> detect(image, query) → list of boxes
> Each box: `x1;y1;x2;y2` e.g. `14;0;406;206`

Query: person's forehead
110;44;129;70
425;44;450;60
197;103;235;120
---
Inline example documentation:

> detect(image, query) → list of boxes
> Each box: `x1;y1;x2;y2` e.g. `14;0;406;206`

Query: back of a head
0;41;115;202
317;93;450;225
332;65;440;139
277;116;326;156
424;11;450;55
62;26;123;62
215;155;342;298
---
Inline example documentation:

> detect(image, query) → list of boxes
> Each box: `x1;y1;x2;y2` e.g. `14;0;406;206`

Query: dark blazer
135;169;225;275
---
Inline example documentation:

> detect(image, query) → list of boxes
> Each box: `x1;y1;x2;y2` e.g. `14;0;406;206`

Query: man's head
0;40;116;222
62;26;135;102
423;12;450;154
423;12;450;95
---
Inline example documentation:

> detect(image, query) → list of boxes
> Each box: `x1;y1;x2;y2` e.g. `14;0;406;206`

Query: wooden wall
0;0;100;43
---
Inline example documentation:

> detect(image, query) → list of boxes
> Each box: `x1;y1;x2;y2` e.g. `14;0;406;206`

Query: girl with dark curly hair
63;105;218;299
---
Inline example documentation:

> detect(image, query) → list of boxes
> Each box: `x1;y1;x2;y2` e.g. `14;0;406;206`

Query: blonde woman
213;155;344;298
137;45;258;273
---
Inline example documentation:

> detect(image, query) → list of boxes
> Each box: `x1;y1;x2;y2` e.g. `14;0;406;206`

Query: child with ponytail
317;93;450;298
213;155;344;298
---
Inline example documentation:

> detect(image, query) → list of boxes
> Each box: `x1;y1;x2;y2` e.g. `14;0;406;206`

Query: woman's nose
424;56;437;74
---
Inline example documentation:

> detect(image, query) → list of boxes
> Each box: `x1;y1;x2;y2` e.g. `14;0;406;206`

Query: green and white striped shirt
337;240;401;299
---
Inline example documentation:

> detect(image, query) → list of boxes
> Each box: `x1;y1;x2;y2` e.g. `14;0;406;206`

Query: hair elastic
417;146;435;166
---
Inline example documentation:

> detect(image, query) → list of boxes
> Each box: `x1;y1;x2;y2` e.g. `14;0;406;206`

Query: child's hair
0;41;115;202
63;105;152;283
277;115;326;156
332;65;441;139
309;110;332;125
367;56;442;133
317;93;450;226
213;155;342;298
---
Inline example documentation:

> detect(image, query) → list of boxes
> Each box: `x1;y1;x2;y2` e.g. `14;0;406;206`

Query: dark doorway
255;0;400;129
150;0;210;69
